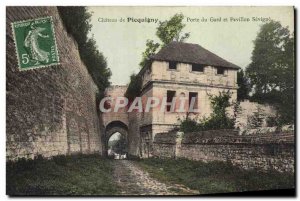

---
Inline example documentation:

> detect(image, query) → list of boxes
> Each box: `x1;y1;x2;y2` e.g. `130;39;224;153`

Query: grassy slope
136;158;295;195
7;154;118;196
7;155;295;196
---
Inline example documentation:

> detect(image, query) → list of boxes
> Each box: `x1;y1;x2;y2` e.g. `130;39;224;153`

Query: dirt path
112;160;199;195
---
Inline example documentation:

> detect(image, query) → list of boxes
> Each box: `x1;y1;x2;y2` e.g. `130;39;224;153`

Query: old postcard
6;6;295;196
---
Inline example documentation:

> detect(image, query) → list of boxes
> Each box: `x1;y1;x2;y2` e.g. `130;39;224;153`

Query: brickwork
6;7;102;160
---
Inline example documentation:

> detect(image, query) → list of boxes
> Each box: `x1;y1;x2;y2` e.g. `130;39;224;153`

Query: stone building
133;42;240;157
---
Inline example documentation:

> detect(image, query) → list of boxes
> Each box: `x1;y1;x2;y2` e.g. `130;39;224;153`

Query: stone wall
153;132;176;158
127;111;141;157
102;85;129;127
6;7;102;160
153;130;294;172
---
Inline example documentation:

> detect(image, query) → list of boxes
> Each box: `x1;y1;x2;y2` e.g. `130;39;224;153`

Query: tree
237;69;250;101
58;7;111;98
246;20;294;124
112;136;127;154
124;73;142;102
179;91;235;132
247;105;264;128
156;13;190;46
139;40;160;67
139;13;190;68
57;7;91;48
205;91;235;130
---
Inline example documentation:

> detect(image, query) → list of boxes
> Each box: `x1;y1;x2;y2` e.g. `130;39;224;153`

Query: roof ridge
151;42;240;69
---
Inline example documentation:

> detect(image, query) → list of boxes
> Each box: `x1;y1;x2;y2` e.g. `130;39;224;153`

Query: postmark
11;16;59;71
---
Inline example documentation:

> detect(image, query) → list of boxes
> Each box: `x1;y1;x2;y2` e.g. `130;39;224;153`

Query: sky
108;132;121;141
88;6;294;85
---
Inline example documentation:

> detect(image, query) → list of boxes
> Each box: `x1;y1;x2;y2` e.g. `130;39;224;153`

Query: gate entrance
105;121;128;159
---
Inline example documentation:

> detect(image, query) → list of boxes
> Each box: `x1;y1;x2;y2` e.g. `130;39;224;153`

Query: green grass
7;155;295;196
136;158;295;195
7;154;118;196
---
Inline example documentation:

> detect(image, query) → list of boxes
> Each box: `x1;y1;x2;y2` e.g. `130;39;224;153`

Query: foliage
112;138;126;154
80;37;111;95
179;116;201;133
139;40;160;67
109;136;127;154
237;69;250;101
139;13;190;68
246;20;294;124
232;101;242;129
266;116;280;127
124;73;142;102
247;105;264;128
179;91;235;132
156;13;190;46
209;91;231;116
232;101;242;120
6;154;118;195
204;91;235;130
138;158;294;194
57;7;111;97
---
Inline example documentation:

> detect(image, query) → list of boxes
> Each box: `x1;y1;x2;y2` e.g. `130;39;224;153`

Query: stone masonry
102;85;129;128
6;7;102;160
153;130;294;172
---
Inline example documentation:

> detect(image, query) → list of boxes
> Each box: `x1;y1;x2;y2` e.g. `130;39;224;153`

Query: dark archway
104;121;128;158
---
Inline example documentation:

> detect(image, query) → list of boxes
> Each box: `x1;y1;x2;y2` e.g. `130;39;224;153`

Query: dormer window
168;61;177;70
216;67;225;75
192;64;204;72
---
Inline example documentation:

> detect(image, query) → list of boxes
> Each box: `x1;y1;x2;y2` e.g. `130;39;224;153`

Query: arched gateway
102;85;129;157
104;120;128;156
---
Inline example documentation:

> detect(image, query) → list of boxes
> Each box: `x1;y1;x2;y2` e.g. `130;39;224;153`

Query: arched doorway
107;132;127;158
105;121;128;158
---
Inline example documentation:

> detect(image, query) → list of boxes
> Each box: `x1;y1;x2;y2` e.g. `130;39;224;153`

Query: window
189;92;198;111
168;61;177;70
166;90;176;112
192;64;204;72
217;67;225;75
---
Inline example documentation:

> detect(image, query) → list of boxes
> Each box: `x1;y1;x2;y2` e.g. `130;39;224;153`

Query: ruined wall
234;100;277;133
6;7;102;160
153;130;294;172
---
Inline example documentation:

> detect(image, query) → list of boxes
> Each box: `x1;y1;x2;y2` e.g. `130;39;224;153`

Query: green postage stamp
12;16;59;70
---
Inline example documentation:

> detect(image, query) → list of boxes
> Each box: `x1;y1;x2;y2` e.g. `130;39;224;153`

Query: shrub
247;105;264;128
179;91;235;132
124;73;142;102
179;116;200;133
266;116;278;127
